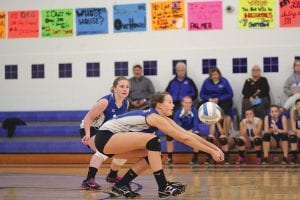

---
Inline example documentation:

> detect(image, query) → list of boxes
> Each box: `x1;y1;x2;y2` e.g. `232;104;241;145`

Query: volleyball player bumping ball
87;92;224;198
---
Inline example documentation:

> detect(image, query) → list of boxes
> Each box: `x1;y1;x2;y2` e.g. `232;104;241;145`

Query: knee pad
219;137;228;146
112;158;127;166
237;138;245;146
95;151;108;161
263;134;271;142
281;134;289;141
253;138;262;146
289;135;298;143
146;136;161;151
207;136;214;143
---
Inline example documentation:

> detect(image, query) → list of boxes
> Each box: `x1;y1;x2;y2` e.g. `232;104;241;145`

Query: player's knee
146;136;161;151
289;135;298;143
281;134;289;141
219;137;228;146
95;151;108;161
237;138;245;146
262;134;271;142
112;158;127;166
207;136;214;143
253;138;262;146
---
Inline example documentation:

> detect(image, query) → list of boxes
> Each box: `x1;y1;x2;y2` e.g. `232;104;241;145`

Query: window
202;59;217;74
263;57;278;73
143;60;157;75
59;63;72;78
172;59;187;75
5;65;18;79
114;61;128;76
31;64;45;79
232;58;247;73
86;62;100;77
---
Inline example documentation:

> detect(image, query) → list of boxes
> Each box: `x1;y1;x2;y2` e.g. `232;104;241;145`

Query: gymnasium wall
0;0;299;113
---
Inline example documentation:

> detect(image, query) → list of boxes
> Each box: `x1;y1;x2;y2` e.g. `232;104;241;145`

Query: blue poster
76;8;108;36
113;3;146;33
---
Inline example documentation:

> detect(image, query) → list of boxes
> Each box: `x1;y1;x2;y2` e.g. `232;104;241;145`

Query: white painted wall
0;0;299;113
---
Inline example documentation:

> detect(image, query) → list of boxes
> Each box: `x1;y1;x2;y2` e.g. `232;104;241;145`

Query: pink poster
188;1;222;31
8;10;39;38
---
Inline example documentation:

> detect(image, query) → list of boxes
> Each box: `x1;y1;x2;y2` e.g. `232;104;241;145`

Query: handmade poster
238;0;275;28
151;0;185;30
188;1;222;31
8;10;39;38
42;9;73;37
0;11;5;38
280;0;300;27
76;8;108;35
113;3;146;32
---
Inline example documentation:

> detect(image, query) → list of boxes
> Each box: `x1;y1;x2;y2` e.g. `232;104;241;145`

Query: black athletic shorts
95;130;115;158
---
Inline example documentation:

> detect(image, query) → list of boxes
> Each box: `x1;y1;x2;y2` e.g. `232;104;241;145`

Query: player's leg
236;135;250;164
289;133;298;164
253;137;263;164
262;133;272;164
165;135;174;165
280;134;289;165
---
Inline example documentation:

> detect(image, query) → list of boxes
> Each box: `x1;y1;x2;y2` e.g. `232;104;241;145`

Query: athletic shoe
112;184;141;198
158;182;185;199
236;156;245;165
189;160;199;165
204;156;213;165
165;158;173;166
256;157;262;165
281;157;288;165
224;156;231;165
81;178;101;190
290;157;298;165
261;157;269;165
106;175;122;183
168;181;186;193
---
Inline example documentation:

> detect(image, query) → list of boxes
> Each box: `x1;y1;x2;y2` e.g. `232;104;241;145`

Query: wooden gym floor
0;163;299;200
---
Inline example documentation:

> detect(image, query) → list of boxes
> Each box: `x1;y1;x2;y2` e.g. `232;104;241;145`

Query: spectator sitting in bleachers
128;64;155;110
289;98;300;165
205;111;236;165
262;105;289;165
241;65;270;120
236;108;263;165
282;59;300;112
200;67;234;116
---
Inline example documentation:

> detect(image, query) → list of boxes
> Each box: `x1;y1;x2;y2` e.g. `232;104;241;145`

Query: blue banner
76;8;108;36
113;3;146;33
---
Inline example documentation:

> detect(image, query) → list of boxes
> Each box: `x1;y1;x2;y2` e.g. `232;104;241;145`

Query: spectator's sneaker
81;178;101;190
281;157;288;165
165;158;173;166
158;182;185;199
290;157;298;165
261;157;269;165
204;156;213;165
189;159;199;165
224;156;231;165
112;184;141;198
106;175;122;183
236;156;245;165
256;157;262;165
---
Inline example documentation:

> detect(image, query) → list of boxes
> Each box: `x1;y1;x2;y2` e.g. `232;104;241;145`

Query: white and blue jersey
80;93;128;129
99;108;159;134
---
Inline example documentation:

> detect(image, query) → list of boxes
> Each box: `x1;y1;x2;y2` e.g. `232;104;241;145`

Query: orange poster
8;10;39;38
151;0;185;30
0;11;5;39
280;0;300;27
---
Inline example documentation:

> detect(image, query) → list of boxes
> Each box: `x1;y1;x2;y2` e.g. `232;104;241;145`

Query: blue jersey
173;107;199;132
80;93;128;128
99;108;158;134
267;114;283;129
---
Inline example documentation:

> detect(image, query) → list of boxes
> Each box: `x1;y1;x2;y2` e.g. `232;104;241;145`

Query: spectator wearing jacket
200;67;234;116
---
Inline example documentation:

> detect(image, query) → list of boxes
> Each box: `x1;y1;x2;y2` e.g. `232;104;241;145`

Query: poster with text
188;1;222;31
0;11;5;39
238;0;275;29
114;3;146;33
151;0;185;30
8;10;39;38
76;8;108;35
42;9;73;37
280;0;300;27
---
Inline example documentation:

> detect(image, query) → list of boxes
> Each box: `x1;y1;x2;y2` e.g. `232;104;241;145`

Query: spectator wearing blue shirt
200;67;234;116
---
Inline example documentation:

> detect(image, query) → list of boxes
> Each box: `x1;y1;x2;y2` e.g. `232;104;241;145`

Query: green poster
42;9;73;37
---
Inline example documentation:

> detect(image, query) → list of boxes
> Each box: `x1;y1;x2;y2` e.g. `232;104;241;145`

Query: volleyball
198;102;222;124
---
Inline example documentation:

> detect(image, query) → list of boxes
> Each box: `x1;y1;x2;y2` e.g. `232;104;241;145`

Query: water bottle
271;118;278;135
276;96;282;107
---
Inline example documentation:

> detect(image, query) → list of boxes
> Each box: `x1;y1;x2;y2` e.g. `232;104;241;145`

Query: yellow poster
0;11;5;38
238;0;275;29
151;0;185;30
